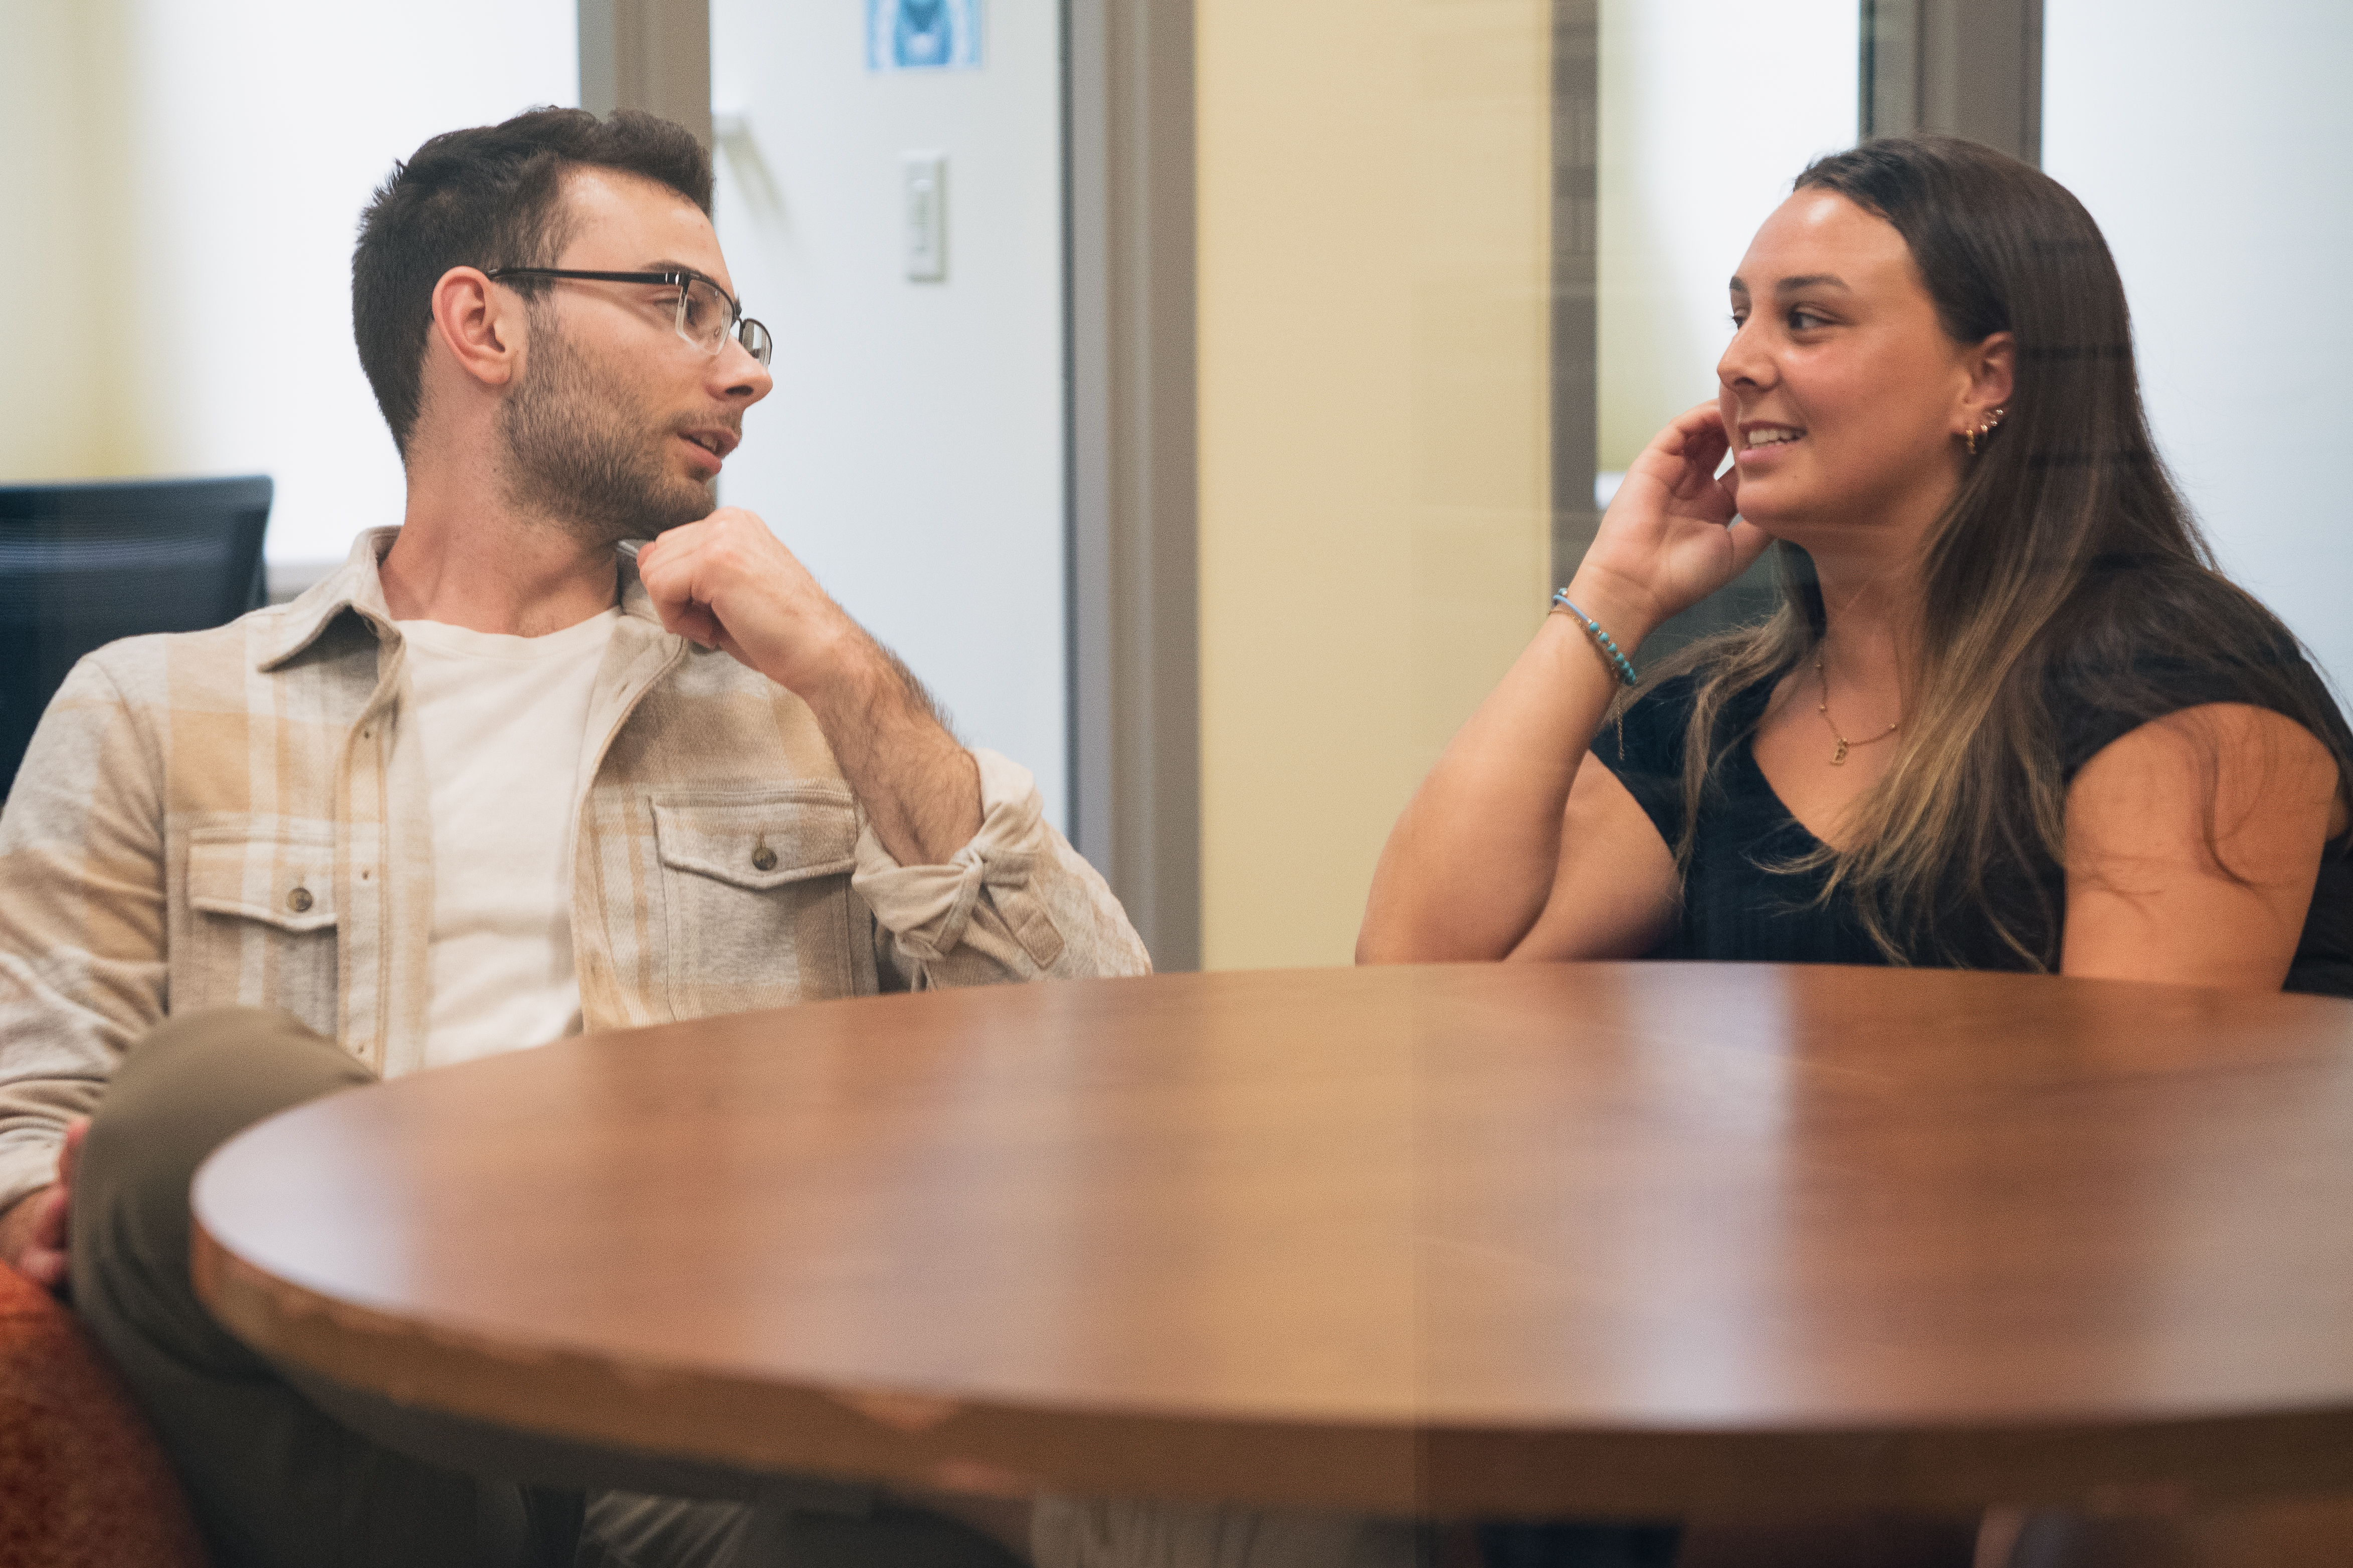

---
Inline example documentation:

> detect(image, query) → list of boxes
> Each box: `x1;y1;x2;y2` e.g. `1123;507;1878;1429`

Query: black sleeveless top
1597;655;2353;997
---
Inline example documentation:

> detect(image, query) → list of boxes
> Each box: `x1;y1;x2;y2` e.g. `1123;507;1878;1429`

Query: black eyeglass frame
482;267;773;367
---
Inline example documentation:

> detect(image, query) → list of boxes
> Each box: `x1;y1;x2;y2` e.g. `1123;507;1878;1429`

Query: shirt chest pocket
649;790;864;1012
179;821;339;1036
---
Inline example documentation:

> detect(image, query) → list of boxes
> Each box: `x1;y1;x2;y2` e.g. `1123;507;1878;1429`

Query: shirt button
288;887;315;914
751;845;778;872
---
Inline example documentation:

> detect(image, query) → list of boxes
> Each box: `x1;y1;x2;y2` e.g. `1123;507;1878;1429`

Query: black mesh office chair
0;475;272;800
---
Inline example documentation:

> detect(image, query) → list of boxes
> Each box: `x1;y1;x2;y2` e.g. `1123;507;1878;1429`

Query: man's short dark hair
352;107;713;460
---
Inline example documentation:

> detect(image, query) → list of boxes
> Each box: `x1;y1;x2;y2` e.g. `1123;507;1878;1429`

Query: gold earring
1965;406;2006;458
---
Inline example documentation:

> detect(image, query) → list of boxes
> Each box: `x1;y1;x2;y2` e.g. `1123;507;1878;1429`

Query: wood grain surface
191;963;2353;1516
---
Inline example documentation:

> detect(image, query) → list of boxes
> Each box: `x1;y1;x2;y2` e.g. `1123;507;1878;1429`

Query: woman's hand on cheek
1572;402;1772;643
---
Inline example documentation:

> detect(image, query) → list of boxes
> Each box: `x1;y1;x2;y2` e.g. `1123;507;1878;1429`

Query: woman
1360;136;2351;991
1052;138;2351;1568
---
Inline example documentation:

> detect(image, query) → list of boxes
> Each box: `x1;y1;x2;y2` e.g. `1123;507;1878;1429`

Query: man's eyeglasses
483;268;774;367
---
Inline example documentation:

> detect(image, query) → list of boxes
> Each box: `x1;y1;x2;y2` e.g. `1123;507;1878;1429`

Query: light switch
904;152;946;282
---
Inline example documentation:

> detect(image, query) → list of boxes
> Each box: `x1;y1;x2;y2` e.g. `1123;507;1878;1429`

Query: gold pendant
1831;739;1850;766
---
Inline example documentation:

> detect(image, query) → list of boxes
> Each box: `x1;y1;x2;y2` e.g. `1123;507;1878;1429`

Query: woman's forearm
1359;401;1760;964
1357;587;1646;962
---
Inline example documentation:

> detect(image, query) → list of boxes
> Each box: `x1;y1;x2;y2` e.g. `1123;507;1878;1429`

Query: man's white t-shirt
391;608;621;1070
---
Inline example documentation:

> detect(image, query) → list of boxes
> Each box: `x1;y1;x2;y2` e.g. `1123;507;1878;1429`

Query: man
0;107;1146;1567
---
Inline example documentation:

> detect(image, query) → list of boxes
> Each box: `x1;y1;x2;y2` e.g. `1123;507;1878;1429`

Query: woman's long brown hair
1637;135;2350;968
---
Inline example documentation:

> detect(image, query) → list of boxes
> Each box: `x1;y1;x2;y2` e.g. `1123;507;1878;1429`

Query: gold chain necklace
1813;652;1899;766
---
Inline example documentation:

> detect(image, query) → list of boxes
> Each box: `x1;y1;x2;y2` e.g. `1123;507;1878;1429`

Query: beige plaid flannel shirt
0;528;1148;1212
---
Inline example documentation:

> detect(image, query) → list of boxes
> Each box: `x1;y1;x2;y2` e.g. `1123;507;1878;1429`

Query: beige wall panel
1198;0;1552;970
0;0;141;483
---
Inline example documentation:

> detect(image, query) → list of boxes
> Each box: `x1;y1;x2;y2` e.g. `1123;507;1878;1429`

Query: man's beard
499;320;716;547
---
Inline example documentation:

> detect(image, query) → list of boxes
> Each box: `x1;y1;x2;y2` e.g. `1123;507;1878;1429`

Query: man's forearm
801;636;982;867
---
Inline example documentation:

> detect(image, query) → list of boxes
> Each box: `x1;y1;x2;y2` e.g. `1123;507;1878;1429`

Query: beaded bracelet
1550;589;1639;687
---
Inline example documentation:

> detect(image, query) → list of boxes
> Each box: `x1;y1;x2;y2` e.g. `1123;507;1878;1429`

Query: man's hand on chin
634;510;982;865
0;1118;86;1291
633;508;863;699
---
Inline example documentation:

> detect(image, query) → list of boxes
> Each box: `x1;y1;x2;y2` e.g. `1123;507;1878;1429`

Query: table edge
191;1214;2353;1516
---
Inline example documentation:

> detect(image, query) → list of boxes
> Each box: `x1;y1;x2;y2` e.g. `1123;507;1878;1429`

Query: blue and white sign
867;0;983;72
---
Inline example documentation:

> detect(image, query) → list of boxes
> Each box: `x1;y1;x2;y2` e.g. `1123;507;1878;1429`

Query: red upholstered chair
0;1259;208;1566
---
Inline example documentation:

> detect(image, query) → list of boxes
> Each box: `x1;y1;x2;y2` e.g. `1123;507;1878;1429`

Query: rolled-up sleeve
853;748;1151;988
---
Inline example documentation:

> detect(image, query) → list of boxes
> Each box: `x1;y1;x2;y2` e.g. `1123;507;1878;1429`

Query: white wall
2043;0;2353;700
0;0;580;568
710;2;1068;826
1596;0;1859;475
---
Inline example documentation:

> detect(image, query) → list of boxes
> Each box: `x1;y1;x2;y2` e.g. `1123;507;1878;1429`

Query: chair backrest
0;1259;213;1566
0;475;272;801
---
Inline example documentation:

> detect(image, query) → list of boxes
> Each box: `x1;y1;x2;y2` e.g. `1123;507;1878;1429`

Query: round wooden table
191;964;2353;1516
